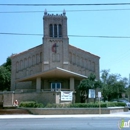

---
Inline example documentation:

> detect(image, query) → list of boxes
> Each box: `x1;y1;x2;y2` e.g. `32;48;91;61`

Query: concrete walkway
0;111;130;119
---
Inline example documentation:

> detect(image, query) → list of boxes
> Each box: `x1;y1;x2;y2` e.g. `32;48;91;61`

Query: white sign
98;92;101;98
88;89;95;98
61;91;73;101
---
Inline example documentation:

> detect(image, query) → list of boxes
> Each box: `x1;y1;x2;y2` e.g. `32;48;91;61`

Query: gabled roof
69;44;100;58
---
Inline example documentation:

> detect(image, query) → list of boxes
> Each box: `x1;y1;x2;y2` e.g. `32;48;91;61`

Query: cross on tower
52;43;58;53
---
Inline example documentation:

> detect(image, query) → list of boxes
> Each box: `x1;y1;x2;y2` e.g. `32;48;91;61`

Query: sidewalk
0;111;130;119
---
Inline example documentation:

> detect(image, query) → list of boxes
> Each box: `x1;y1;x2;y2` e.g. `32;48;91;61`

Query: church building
10;10;100;104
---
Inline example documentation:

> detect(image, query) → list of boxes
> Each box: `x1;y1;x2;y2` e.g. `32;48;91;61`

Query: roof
11;44;42;58
11;43;100;59
17;67;87;82
69;44;100;58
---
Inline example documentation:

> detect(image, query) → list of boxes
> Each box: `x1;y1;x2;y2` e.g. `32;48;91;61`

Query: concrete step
0;109;32;115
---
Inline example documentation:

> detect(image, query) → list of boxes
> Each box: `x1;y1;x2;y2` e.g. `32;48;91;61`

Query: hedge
19;101;126;108
70;103;107;108
45;102;126;108
19;101;44;108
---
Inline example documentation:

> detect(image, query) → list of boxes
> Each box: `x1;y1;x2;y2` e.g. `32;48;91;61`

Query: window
92;62;95;72
59;24;62;37
51;83;61;91
28;57;32;67
49;24;62;38
32;55;36;65
54;24;57;37
40;52;42;63
20;60;23;70
73;54;76;64
49;24;53;37
16;61;19;71
36;54;40;64
24;58;27;68
69;53;72;63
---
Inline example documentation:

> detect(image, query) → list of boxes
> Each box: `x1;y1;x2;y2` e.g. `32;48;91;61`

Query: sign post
98;92;101;114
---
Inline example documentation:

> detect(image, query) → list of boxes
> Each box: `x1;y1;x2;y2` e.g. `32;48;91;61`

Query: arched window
32;55;36;65
69;52;72;63
80;57;83;67
59;24;62;37
76;55;79;65
54;24;57;37
20;60;23;70
36;54;40;64
73;54;76;64
49;24;53;37
24;58;27;68
92;62;95;72
40;52;42;63
28;57;32;67
16;61;19;71
88;60;91;70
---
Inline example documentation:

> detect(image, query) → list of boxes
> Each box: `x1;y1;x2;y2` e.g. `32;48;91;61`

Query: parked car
118;99;130;110
111;99;130;109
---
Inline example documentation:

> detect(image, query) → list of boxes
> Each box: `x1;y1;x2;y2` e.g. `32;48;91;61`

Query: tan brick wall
3;92;56;107
69;45;100;79
11;45;42;91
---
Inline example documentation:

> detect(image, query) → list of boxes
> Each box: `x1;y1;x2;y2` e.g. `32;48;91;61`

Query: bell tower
42;9;69;71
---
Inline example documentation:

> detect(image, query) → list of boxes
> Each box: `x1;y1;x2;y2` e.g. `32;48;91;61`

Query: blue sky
0;0;130;79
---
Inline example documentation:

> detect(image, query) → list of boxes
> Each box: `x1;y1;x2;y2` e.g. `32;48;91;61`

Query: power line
112;46;130;64
0;32;130;39
0;8;130;13
0;32;42;36
69;35;130;38
0;3;130;6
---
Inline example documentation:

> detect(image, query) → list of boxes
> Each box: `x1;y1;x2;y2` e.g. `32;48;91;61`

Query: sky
0;0;130;80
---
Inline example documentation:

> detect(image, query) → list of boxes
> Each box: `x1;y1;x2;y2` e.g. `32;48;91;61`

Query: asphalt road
0;117;129;130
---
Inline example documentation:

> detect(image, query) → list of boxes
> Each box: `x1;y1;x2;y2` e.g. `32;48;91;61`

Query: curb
0;114;130;119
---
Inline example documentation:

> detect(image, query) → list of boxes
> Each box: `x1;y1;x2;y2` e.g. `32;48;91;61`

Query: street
0;117;129;130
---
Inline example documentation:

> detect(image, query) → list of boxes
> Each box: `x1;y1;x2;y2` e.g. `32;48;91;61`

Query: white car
118;100;130;110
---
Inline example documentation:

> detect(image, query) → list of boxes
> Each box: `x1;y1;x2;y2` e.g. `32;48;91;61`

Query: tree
101;70;128;101
78;73;102;103
2;57;11;71
0;57;11;91
126;85;130;102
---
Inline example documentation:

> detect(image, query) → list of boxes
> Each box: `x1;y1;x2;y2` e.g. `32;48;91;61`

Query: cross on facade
52;43;58;53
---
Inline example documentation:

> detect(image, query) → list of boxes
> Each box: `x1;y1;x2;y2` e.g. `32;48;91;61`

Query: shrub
45;103;56;108
107;102;126;107
45;103;70;108
63;102;125;108
35;103;44;108
19;101;126;108
69;103;107;108
19;101;44;108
